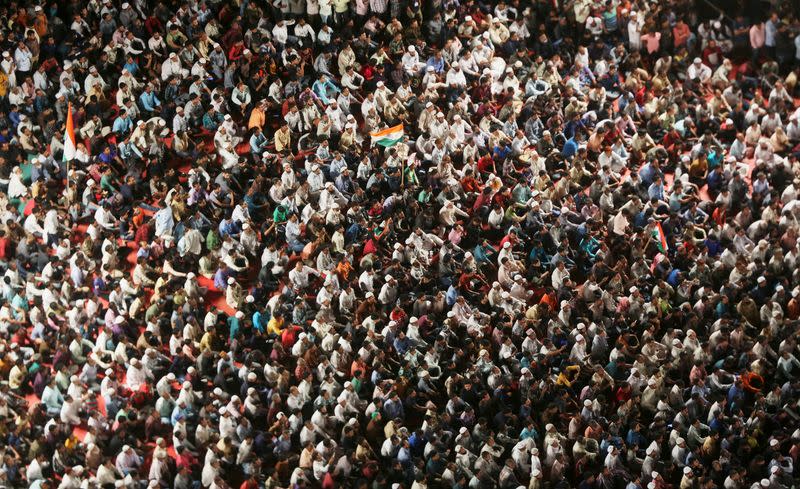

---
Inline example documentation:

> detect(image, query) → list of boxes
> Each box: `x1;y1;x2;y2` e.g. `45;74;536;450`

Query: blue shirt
227;316;240;339
112;116;132;134
123;61;139;75
252;311;269;333
648;182;664;201
562;138;578;159
139;91;161;111
214;267;232;290
218;219;239;238
426;56;445;73
638;163;659;186
250;132;268;153
311;79;340;105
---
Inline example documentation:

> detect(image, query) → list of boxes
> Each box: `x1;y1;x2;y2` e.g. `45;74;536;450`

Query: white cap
676;437;685;445
583;399;592;407
761;480;770;488
575;334;585;342
683;467;692;475
121;2;129;8
693;57;702;64
227;277;235;285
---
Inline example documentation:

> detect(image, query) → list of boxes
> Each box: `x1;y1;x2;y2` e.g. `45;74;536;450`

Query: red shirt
176;452;198;470
0;237;9;260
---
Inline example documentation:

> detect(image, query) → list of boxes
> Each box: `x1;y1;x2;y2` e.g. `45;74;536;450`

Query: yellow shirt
248;107;265;130
200;332;214;352
267;316;284;336
274;128;291;153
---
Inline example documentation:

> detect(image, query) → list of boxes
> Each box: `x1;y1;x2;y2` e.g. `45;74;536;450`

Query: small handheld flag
63;102;77;162
653;221;668;253
370;124;404;147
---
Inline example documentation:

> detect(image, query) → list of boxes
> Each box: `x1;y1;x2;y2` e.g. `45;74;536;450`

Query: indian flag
370;124;404;147
63;102;77;162
653;221;668;253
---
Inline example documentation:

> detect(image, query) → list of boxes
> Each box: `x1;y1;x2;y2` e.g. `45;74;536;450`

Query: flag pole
64;102;74;208
66;102;71;207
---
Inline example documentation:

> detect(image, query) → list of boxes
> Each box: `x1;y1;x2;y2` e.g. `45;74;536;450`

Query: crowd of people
2;0;800;488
